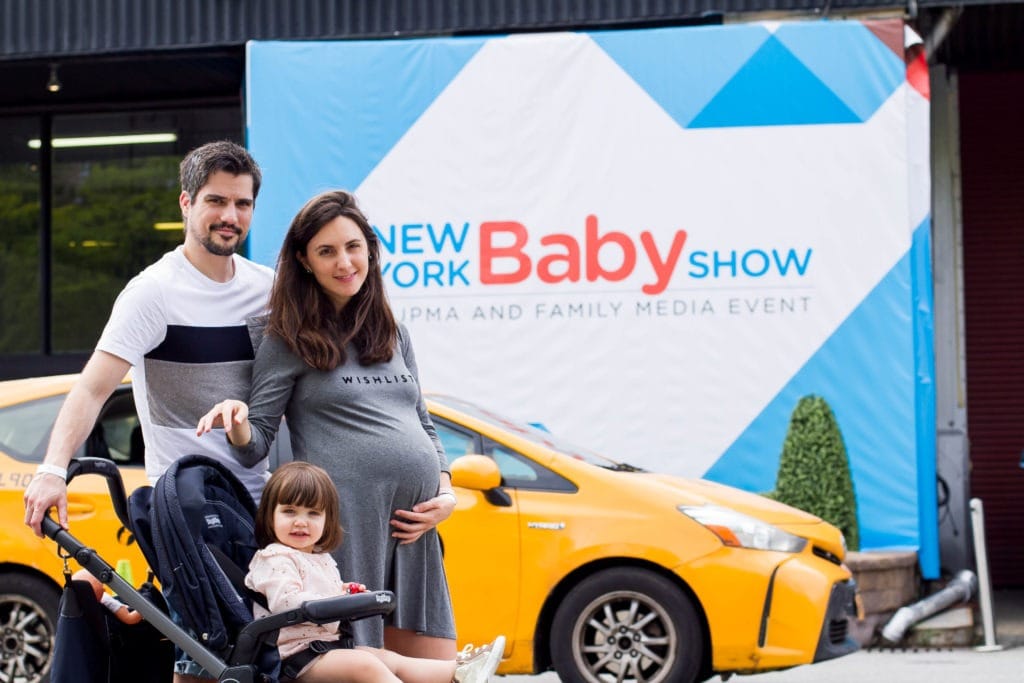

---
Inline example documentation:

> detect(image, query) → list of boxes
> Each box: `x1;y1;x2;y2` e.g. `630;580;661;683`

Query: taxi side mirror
450;454;502;491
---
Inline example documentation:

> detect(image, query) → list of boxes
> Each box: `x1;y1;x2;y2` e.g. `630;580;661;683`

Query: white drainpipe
880;569;976;644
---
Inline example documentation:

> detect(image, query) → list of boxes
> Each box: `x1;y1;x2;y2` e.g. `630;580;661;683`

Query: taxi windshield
427;393;643;471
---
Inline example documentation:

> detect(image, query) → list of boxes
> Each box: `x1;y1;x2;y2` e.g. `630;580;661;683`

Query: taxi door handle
67;499;96;517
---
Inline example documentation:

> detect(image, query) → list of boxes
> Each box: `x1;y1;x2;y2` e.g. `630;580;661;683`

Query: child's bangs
279;468;332;511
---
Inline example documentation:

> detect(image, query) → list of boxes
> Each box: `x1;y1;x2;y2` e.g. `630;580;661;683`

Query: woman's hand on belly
390;494;456;545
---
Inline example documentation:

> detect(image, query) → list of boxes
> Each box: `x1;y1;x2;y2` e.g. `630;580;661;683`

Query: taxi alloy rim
0;594;51;683
570;588;678;683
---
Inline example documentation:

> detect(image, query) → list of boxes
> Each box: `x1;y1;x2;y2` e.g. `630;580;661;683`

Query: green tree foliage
773;395;860;551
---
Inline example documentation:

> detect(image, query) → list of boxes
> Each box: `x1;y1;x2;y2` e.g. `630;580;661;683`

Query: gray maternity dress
233;324;455;647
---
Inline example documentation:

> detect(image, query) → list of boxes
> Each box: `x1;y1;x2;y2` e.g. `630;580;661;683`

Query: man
23;140;274;683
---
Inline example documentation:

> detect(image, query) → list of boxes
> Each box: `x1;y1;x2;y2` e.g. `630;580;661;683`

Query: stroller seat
43;456;395;683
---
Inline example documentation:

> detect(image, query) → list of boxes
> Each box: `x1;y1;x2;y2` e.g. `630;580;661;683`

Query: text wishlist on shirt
340;374;417;384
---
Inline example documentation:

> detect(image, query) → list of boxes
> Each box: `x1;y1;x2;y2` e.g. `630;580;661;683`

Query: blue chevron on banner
246;37;485;266
689;34;861;127
589;24;770;130
773;22;905;122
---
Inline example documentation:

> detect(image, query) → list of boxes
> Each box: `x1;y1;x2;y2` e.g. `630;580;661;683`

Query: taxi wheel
0;573;60;683
551;567;703;683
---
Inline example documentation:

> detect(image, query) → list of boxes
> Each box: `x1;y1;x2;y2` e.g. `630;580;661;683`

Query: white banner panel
246;19;938;574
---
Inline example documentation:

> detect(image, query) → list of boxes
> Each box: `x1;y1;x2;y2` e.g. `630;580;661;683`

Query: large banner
246;19;938;575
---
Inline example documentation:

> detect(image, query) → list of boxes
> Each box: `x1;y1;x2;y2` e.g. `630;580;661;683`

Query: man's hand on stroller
24;472;69;538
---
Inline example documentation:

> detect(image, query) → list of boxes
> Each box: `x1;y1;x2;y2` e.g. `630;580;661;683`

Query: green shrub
772;395;860;551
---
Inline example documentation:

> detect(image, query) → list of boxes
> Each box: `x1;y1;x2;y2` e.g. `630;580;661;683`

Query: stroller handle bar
40;509;235;680
43;505;398;683
43;457;401;683
66;456;134;529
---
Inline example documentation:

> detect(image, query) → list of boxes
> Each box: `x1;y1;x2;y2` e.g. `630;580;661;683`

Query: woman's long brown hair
267;190;397;370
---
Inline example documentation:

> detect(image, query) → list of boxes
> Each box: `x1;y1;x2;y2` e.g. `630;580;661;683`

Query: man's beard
197;223;243;256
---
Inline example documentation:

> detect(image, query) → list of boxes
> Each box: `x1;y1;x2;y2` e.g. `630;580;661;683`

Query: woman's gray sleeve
232;334;298;467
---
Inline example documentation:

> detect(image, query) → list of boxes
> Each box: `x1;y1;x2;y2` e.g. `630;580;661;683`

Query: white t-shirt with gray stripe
96;245;274;501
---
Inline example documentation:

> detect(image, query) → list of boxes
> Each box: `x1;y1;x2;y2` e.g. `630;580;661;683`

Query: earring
304;267;312;274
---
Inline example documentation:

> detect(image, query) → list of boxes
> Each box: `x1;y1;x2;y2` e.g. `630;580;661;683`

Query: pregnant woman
197;189;470;663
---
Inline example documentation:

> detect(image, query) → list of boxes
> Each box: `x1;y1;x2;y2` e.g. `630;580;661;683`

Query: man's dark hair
179;140;262;200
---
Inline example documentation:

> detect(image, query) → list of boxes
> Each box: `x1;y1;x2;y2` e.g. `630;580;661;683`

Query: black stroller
42;455;395;683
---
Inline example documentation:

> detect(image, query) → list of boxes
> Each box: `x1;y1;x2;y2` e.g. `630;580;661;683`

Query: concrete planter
846;550;919;646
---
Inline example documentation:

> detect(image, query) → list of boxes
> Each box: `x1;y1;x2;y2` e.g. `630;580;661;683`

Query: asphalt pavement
499;648;1024;682
497;589;1024;682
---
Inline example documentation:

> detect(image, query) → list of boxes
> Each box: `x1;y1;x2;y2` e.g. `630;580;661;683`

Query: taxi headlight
678;504;808;553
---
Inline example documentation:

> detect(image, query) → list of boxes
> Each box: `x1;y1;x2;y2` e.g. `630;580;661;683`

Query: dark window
0;385;144;467
0;106;243;372
434;419;480;462
93;387;144;467
433;415;576;493
0;394;64;462
482;438;577;492
0;116;42;354
50;113;184;352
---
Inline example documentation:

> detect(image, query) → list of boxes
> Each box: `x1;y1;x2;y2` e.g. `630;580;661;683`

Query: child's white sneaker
454;635;505;683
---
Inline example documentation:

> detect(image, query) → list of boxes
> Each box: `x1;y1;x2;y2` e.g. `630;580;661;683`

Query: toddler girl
245;462;504;683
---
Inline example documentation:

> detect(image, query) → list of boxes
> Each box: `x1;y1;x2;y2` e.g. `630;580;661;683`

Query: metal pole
923;6;963;62
969;497;1003;651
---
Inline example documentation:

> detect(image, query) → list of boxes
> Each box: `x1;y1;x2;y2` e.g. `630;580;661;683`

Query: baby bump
304;429;441;508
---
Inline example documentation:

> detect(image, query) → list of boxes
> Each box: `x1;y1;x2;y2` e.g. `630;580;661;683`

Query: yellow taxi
432;394;857;682
0;375;150;683
0;375;857;683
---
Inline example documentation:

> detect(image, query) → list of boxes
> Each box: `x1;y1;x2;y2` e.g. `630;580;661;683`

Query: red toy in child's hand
345;583;367;594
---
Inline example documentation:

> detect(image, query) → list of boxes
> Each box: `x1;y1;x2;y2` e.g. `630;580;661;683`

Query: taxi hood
638;472;846;558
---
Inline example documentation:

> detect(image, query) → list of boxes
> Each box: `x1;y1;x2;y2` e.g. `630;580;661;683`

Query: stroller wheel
0;573;59;683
